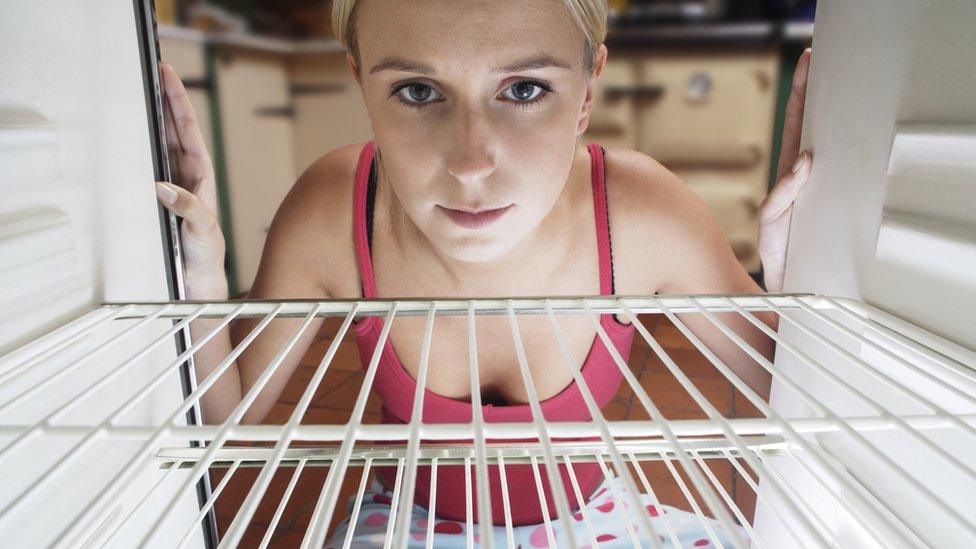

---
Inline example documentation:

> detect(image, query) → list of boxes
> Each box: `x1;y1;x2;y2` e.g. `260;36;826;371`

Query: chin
436;232;520;263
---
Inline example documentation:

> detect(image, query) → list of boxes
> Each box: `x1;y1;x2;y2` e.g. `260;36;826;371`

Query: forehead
355;0;584;72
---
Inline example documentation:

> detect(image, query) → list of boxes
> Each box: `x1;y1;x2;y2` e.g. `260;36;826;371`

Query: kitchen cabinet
213;49;297;294
585;47;781;273
290;53;373;175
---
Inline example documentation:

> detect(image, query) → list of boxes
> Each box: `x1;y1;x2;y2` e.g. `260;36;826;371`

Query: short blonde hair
331;0;607;75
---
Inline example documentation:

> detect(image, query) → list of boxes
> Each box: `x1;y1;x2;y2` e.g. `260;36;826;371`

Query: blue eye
393;83;441;109
389;80;554;111
503;81;546;102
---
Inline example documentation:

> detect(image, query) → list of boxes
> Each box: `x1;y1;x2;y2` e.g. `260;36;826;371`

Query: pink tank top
350;140;636;525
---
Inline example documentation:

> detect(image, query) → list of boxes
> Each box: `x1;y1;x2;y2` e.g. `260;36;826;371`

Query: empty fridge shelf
1;294;974;548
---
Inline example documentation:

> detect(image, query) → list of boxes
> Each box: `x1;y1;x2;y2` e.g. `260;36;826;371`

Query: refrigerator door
0;1;208;547
760;0;976;546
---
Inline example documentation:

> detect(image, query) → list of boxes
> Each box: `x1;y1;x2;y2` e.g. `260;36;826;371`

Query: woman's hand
155;61;228;299
758;47;813;294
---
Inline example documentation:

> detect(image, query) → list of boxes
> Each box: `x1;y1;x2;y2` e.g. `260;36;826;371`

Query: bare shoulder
249;142;368;298
601;147;735;294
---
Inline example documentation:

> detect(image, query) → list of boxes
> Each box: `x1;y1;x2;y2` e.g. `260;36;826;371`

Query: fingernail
791;151;809;174
156;181;178;205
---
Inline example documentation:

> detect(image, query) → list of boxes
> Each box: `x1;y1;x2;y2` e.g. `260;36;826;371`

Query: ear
577;44;608;136
346;50;362;84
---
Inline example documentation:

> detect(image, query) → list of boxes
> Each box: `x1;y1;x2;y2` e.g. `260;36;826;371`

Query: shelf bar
259;458;308;549
104;294;818;320
690;451;759;548
790;297;976;440
716;297;976;539
382;458;407;549
544;300;661;547
562;454;600;547
659;297;923;547
0;303;177;418
50;304;282;548
529;455;557;549
725;298;976;485
506;301;580;548
497;455;516;549
177;459;242;549
341;458;374;549
0;304;135;388
220;304;358;547
301;304;399;549
659;449;725;546
393;303;437;549
823;296;976;376
467;302;494;548
426;457;438;549
0;303;214;534
596;301;753;548
5;414;967;444
745;449;832;545
626;452;681;547
594;454;641;548
464;457;473;549
101;458;186;547
151;305;322;548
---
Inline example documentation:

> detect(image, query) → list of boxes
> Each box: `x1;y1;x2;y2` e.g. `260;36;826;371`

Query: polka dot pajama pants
324;474;747;548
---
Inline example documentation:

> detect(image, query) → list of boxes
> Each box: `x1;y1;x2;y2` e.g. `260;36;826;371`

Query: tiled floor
211;313;764;547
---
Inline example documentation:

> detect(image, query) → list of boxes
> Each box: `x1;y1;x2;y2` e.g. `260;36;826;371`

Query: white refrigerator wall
756;1;976;547
0;2;204;547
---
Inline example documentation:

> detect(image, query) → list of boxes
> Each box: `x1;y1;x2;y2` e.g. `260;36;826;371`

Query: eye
391;83;442;110
500;80;550;104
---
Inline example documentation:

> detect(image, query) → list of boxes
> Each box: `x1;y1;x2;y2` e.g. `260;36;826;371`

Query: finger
775;48;811;179
155;181;219;238
159;61;210;161
761;150;812;226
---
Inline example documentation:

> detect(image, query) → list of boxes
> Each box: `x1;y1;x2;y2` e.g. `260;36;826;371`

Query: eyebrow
367;54;574;75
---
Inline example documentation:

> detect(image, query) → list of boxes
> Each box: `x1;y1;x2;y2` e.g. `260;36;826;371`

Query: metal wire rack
1;294;974;548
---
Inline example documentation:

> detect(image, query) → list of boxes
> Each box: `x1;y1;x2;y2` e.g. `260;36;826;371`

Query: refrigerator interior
1;0;975;547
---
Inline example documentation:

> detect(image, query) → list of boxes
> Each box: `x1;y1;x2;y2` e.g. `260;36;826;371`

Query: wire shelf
1;294;974;548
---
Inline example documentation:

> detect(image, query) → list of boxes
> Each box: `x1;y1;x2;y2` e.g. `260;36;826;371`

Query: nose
446;112;496;185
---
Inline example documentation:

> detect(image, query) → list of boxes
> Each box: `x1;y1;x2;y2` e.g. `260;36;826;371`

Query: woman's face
349;0;606;262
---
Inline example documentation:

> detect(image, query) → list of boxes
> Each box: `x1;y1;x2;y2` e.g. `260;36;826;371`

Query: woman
156;0;812;546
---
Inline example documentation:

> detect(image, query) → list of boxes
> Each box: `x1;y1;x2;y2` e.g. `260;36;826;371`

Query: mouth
437;204;514;229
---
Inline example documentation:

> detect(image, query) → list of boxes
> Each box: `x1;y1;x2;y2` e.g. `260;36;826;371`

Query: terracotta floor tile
311;370;368;410
276;363;319;406
301;336;362;372
731;385;765;418
316;316;350;340
601;398;631;421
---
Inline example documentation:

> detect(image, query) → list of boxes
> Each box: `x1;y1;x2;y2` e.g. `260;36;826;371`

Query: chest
381;312;610;404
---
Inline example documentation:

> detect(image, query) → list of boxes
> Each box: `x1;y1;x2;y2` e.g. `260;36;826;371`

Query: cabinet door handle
604;84;665;102
254;105;295;118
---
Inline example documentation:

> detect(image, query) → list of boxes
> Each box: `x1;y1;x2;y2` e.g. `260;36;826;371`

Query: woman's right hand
155;61;228;299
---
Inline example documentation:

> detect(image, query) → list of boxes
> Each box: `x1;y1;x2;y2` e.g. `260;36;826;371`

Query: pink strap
353;140;378;298
588;142;614;296
354;140;612;298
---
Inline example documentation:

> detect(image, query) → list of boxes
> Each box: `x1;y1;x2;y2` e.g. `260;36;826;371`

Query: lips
438;204;513;229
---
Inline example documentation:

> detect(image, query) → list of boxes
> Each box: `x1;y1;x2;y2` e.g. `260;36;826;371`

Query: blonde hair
331;0;607;76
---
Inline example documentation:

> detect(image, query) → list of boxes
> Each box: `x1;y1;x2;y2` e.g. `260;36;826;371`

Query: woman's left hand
758;47;813;294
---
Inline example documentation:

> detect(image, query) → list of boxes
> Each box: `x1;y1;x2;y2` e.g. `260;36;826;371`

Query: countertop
158;20;814;55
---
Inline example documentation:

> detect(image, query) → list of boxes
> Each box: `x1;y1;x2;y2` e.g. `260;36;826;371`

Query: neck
384;144;592;296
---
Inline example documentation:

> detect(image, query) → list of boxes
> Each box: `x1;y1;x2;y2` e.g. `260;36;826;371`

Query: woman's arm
158;62;338;424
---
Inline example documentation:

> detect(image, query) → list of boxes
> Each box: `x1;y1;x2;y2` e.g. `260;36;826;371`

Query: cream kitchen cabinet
585;47;781;273
213;49;298;294
290;52;373;175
